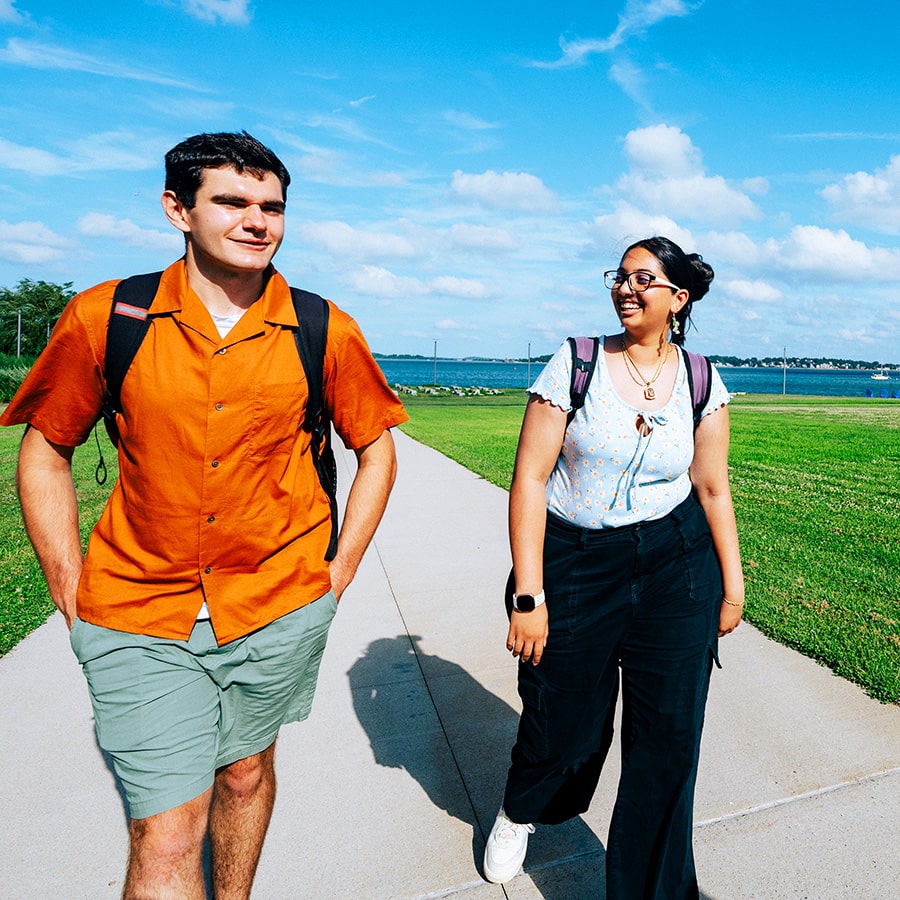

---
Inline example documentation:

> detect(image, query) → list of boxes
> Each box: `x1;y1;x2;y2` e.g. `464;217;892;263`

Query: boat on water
871;368;890;381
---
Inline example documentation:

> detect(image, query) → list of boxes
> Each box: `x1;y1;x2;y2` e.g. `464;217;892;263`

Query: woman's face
610;246;687;335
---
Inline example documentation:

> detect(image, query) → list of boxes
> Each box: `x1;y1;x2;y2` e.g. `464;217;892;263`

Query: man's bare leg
209;741;277;900
123;788;213;899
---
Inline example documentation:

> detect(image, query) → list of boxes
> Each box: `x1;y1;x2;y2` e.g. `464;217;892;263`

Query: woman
483;236;744;898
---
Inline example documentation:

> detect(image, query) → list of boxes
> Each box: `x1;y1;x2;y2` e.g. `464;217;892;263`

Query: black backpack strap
95;272;164;486
566;336;600;422
682;348;713;429
290;288;338;562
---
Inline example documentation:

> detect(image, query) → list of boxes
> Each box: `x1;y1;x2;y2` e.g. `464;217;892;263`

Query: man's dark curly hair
164;131;291;209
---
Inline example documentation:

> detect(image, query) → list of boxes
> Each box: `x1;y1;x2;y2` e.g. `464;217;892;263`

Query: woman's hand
507;605;549;665
718;599;743;637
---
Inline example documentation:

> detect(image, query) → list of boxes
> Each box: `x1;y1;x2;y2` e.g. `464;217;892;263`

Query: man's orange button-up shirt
1;261;408;643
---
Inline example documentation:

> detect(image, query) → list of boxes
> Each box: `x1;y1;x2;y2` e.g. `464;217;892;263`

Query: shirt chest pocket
249;382;305;459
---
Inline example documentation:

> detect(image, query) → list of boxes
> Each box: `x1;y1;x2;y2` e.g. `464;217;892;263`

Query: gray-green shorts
69;592;338;820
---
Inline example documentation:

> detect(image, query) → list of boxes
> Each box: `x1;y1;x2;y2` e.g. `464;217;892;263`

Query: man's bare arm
16;426;84;628
327;429;398;600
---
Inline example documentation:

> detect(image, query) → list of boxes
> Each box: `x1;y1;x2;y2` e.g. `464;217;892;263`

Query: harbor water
376;358;898;399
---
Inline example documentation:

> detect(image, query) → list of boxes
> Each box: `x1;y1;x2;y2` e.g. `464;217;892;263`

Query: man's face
165;165;286;277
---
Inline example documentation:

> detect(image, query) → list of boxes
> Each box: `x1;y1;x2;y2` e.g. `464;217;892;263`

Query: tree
0;279;76;357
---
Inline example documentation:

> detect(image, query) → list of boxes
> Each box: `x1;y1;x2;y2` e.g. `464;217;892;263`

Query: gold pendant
644;386;656;400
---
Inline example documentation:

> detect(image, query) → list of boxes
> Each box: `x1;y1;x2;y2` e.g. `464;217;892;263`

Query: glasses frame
604;269;682;293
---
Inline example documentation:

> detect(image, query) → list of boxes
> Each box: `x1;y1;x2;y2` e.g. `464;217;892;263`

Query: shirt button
217;348;227;355
211;459;219;468
215;402;224;410
207;516;215;524
204;567;212;574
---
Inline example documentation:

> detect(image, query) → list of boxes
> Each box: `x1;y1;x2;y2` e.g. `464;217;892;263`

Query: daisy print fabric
530;337;730;529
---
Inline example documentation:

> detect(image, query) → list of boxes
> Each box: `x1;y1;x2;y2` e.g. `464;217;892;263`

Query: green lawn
398;390;900;703
0;425;118;656
3;393;899;703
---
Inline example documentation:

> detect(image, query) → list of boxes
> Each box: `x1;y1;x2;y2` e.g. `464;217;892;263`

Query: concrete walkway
2;429;899;899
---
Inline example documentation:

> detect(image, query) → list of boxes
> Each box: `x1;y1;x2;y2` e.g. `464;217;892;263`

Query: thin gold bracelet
722;596;745;607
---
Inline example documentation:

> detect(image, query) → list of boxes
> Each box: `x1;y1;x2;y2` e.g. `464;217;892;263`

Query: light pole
527;342;531;386
433;339;437;386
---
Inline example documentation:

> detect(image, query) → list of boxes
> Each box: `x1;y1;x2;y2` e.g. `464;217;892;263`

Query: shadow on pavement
348;634;636;899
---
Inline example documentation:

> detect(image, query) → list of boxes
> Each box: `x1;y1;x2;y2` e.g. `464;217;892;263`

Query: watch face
515;593;536;612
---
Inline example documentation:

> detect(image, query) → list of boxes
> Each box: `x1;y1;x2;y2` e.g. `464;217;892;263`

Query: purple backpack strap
567;336;600;420
682;348;712;428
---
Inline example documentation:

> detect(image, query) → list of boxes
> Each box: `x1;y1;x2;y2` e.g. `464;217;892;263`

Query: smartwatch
512;590;545;612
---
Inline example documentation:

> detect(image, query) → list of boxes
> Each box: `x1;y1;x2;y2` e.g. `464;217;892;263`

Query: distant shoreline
374;354;899;371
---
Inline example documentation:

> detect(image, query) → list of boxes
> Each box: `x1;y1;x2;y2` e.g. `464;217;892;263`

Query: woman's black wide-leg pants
503;492;723;900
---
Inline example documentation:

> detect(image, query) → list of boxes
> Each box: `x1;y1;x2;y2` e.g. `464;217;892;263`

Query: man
1;131;408;898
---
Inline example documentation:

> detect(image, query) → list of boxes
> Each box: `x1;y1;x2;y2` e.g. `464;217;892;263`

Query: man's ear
161;190;191;234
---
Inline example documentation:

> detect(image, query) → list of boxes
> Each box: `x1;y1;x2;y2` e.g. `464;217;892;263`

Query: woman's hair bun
686;253;714;303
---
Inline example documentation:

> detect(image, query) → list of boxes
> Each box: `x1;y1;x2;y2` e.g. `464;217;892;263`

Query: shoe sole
483;854;524;884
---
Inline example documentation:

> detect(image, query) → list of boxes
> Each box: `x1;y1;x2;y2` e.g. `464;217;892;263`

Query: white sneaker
483;808;535;884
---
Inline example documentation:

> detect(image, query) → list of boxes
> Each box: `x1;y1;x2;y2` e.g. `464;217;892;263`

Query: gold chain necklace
621;336;670;400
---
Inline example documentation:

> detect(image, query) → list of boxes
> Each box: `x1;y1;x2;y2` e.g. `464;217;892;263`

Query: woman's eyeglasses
604;270;682;293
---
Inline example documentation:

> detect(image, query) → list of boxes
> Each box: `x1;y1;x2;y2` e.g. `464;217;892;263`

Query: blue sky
1;0;899;362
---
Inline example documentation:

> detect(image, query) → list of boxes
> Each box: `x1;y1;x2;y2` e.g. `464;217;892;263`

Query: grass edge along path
397;391;900;705
2;394;898;704
0;424;117;656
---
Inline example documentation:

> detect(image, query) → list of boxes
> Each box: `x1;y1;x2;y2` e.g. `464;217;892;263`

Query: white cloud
587;202;693;258
348;95;376;107
443;110;500;131
616;125;761;225
181;0;251;25
721;279;782;303
0;0;25;24
702;230;763;268
447;223;519;253
302;112;396;150
293;148;406;188
346;265;426;298
552;285;595;301
430;275;493;299
609;60;651;110
763;226;900;280
742;176;770;196
0;133;159;176
619;172;760;225
298;221;416;259
0;139;70;176
0;38;208;90
0;219;71;264
623;124;699;176
77;213;182;252
531;0;697;67
820;155;900;235
451;169;557;212
70;132;160;172
344;265;494;301
531;318;578;344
